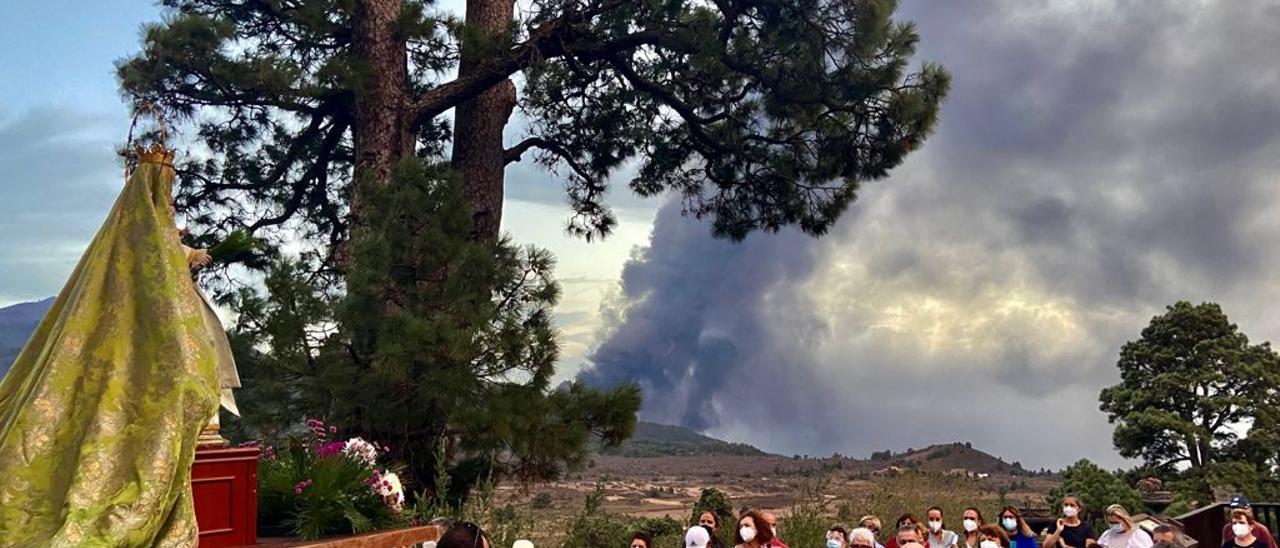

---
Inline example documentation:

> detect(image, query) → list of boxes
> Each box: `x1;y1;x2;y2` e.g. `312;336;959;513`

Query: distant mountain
872;442;1029;475
0;298;52;377
596;421;770;458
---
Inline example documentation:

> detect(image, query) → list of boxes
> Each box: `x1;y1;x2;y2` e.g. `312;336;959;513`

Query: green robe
0;153;220;547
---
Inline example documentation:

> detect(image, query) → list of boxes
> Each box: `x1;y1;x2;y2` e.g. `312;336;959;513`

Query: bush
256;419;407;539
532;493;554;510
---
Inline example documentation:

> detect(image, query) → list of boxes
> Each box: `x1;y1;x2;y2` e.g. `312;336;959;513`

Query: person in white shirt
1097;505;1152;548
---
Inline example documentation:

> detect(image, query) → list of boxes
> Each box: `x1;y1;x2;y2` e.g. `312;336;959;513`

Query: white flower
374;470;405;511
342;437;379;468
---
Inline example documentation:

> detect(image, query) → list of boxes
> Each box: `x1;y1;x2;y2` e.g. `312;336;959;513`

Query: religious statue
0;142;229;546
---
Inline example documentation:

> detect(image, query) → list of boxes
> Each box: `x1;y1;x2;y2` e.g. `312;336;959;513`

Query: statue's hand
187;248;213;270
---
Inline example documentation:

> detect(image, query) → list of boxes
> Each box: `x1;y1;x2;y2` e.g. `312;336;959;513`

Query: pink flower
294;479;313;495
316;441;344;458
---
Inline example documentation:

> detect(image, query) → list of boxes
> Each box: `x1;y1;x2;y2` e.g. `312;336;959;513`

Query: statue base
192;446;260;547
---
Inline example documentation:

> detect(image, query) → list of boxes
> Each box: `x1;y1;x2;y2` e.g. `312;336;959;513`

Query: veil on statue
0;103;238;547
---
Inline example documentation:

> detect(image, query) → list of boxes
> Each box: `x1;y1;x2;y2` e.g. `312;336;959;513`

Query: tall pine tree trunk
452;0;517;242
352;0;413;189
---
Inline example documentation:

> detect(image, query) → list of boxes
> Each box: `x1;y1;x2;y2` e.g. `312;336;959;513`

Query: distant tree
1046;459;1143;528
1099;302;1280;471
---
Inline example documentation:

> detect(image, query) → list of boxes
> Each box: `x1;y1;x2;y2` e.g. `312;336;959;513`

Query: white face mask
772;527;778;538
1109;523;1125;534
741;527;757;543
963;520;979;533
1002;518;1017;531
980;541;1000;548
929;521;943;532
1233;524;1251;538
1063;506;1079;518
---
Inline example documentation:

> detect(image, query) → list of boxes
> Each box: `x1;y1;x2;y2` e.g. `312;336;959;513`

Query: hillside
596;421;769;458
875;442;1030;475
0;298;52;377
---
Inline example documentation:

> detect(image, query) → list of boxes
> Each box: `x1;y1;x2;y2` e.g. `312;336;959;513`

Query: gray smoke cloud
578;0;1280;469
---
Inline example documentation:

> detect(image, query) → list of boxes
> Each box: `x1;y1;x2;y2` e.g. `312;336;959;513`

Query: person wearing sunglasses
997;506;1038;548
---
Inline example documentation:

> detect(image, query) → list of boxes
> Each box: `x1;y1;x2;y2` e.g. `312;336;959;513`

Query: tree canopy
1099;301;1280;473
118;0;949;261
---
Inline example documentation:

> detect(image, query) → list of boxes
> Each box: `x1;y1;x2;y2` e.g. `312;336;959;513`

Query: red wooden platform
193;446;261;547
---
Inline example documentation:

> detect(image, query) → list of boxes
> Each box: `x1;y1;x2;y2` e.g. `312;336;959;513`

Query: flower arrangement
255;419;408;540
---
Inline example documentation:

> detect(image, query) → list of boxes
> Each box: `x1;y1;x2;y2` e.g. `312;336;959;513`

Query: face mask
829;540;843;548
963;520;979;533
1234;524;1251;538
741;527;757;543
1109;523;1124;534
772;527;779;538
1002;518;1017;531
929;521;943;532
1063;507;1079;518
981;541;1000;548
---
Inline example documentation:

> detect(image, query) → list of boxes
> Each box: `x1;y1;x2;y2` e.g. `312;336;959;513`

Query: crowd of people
425;495;1274;548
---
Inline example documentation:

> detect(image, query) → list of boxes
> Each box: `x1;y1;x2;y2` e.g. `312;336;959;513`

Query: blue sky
6;1;1280;470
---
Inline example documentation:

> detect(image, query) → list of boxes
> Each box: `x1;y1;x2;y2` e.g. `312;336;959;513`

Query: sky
3;0;1280;471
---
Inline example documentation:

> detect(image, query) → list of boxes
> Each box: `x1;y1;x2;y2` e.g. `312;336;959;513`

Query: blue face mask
828;540;843;548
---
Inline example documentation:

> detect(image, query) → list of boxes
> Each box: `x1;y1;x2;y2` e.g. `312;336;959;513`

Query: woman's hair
1063;496;1084;511
737;512;775;545
860;516;883;531
699;510;720;529
963;508;985;524
1105;505;1134;530
1231;509;1255;525
633;532;654;548
999;506;1035;537
440;522;488;548
979;525;1011;548
850;528;878;547
829;524;850;543
896;513;920;527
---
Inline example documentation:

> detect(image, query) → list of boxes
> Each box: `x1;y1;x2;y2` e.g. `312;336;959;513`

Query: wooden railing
1176;503;1280;547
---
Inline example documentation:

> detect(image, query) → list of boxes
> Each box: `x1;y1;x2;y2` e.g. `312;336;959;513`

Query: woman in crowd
980;525;1012;548
632;532;654;548
851;528;880;548
736;511;776;548
998;506;1039;548
961;508;986;548
1097;505;1152;548
928;506;960;548
887;514;922;548
861;516;886;548
1045;496;1096;548
829;524;851;548
1224;510;1270;548
699;511;727;548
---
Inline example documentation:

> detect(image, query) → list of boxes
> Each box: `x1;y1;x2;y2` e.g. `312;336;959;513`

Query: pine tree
118;0;949;253
229;160;640;495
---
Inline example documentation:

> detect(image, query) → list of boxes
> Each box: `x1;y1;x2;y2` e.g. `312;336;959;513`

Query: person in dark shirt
1044;496;1096;548
1223;509;1271;548
1221;497;1276;548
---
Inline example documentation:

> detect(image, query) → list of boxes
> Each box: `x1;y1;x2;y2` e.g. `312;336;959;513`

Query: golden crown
130;142;176;164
